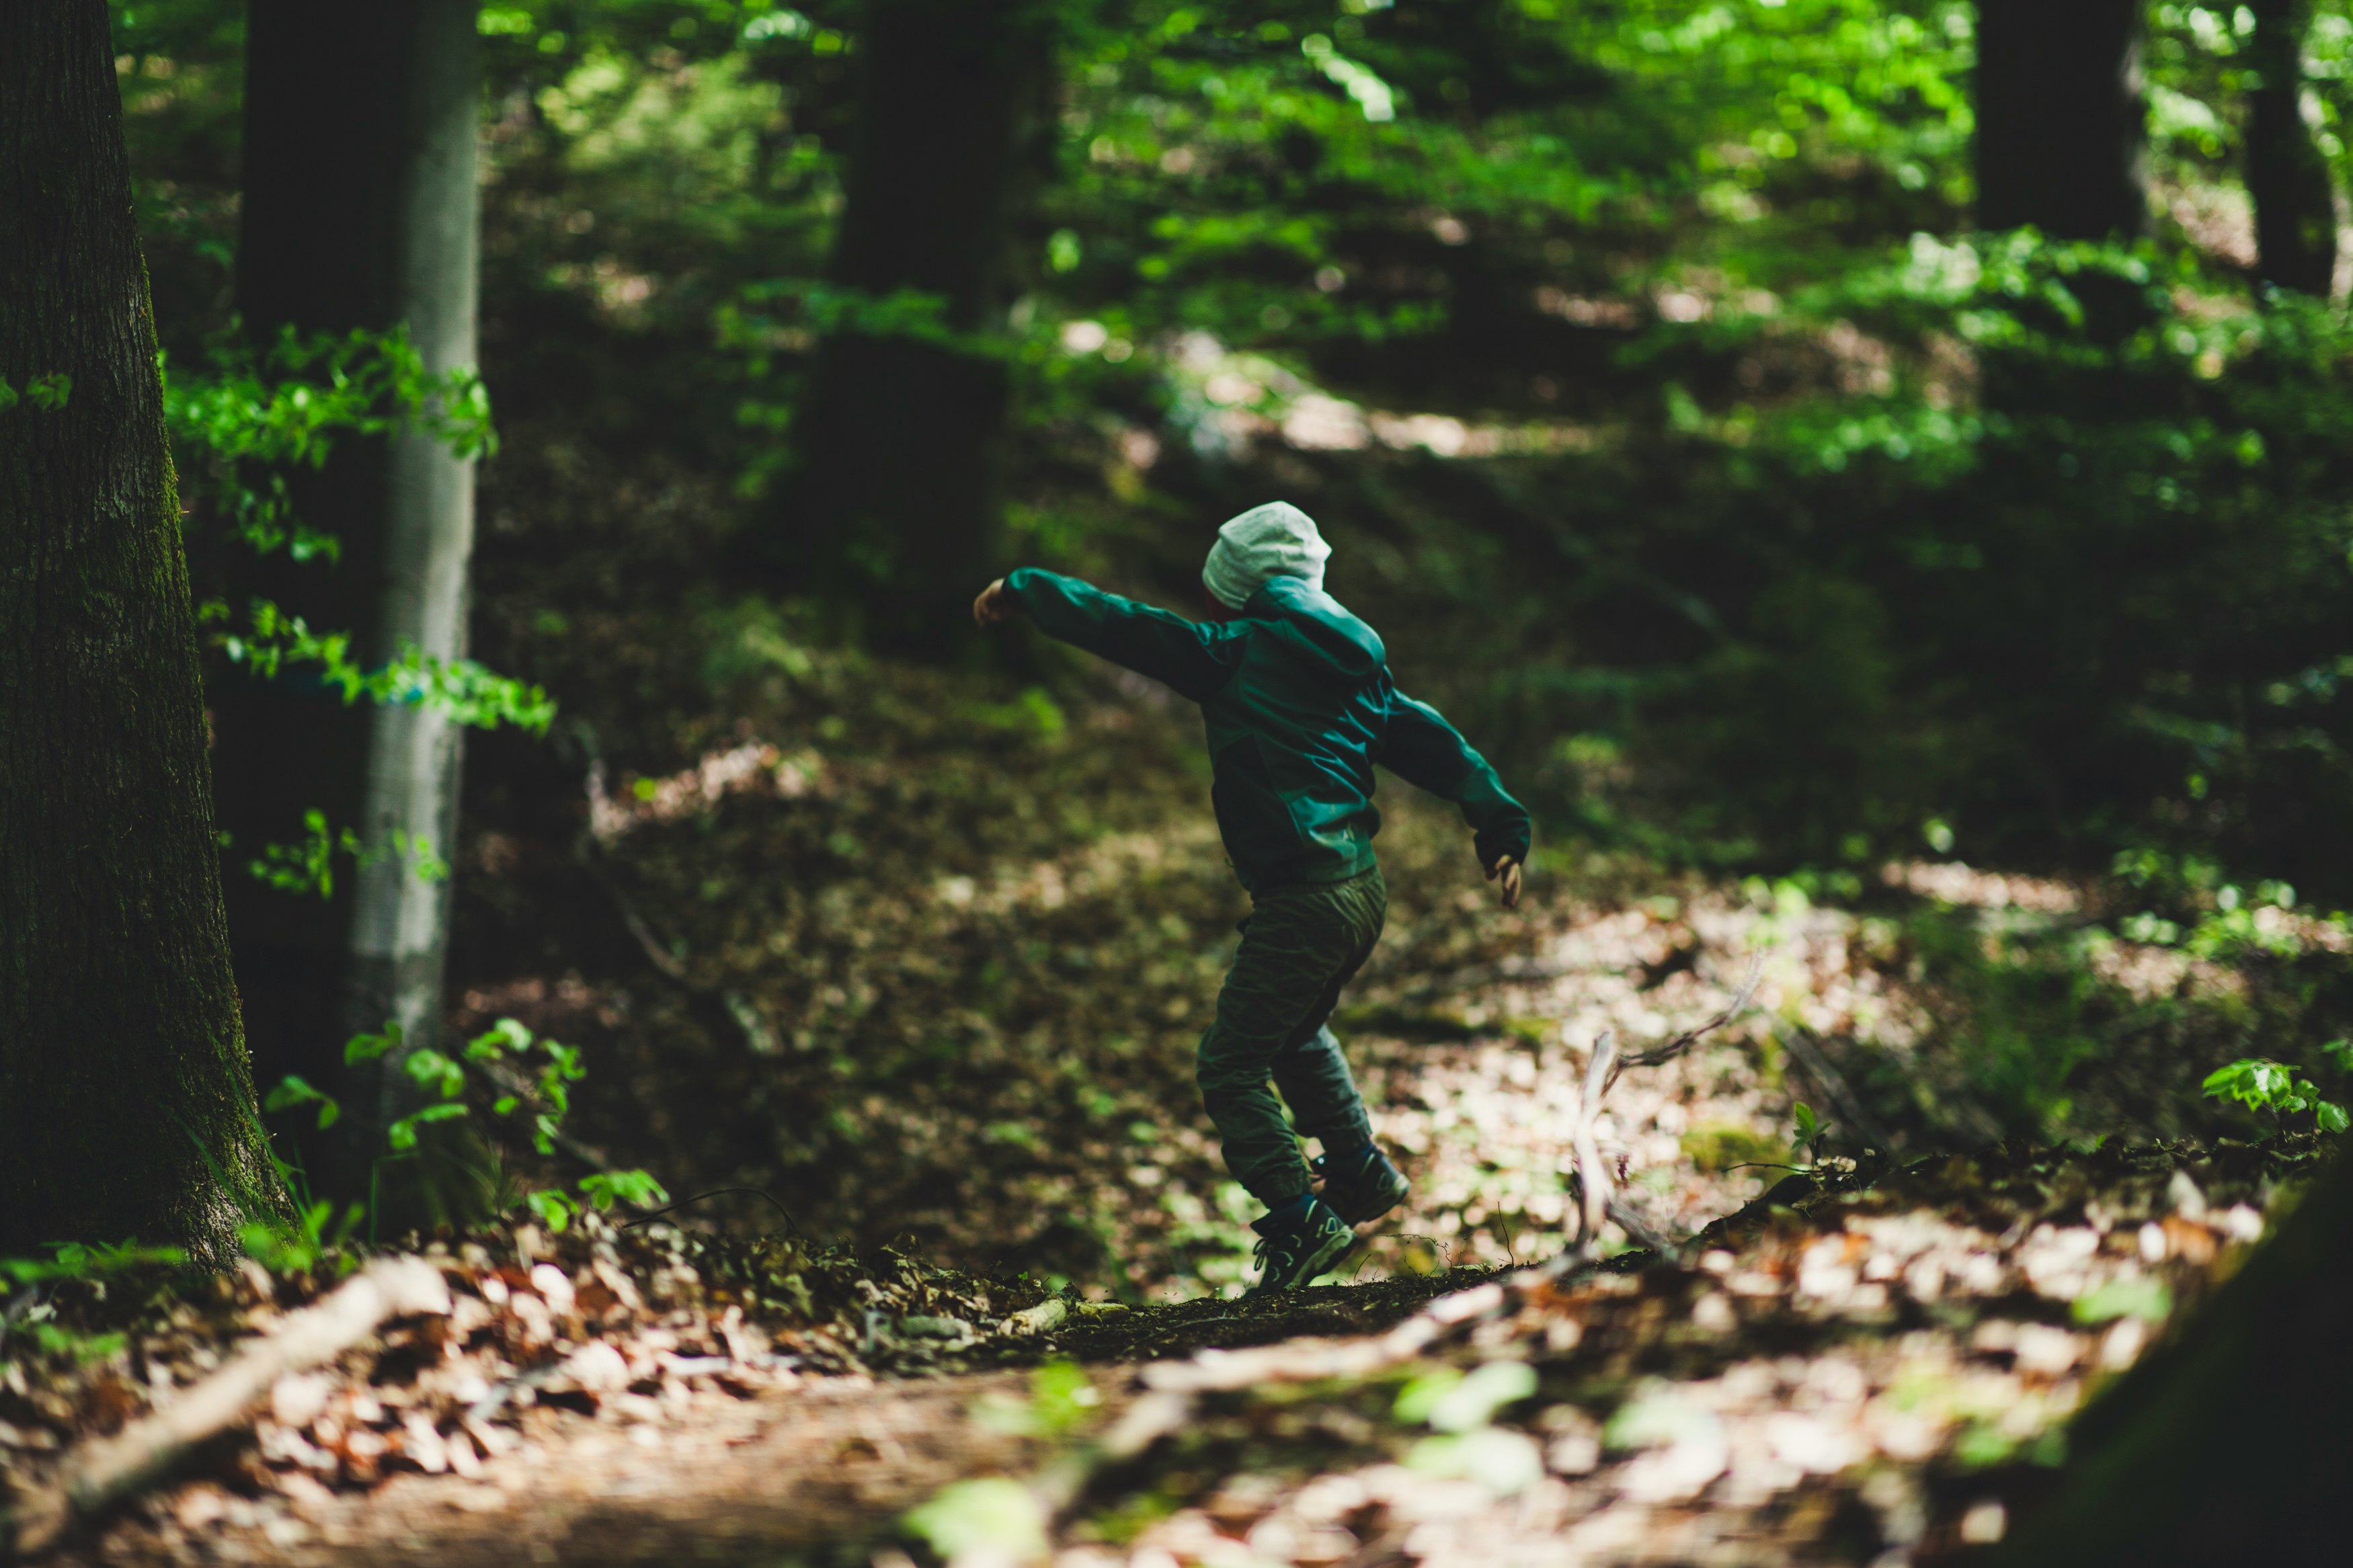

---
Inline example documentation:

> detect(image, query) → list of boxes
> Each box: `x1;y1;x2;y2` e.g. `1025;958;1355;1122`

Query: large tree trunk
775;0;1057;655
223;1;482;1175
1975;0;2148;239
0;0;290;1260
1998;1145;2351;1563
2246;0;2338;295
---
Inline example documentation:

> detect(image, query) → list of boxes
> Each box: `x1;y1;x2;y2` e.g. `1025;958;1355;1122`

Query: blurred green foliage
103;0;2353;912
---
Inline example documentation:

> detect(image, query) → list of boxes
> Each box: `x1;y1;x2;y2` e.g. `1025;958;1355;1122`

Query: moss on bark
0;0;292;1263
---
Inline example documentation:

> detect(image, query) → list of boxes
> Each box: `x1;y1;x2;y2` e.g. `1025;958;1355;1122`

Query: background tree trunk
1975;0;2148;239
0;0;290;1260
216;0;407;1186
350;1;483;1155
1998;1147;2352;1564
223;1;483;1179
775;0;1058;656
2246;0;2338;295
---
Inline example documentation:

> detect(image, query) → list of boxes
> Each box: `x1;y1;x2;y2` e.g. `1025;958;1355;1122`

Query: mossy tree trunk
0;0;291;1261
1975;0;2149;240
2246;0;2339;296
775;0;1058;657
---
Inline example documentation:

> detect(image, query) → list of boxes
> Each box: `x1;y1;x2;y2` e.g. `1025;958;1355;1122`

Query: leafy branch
2201;1053;2350;1134
264;1018;666;1235
245;807;450;899
203;597;556;734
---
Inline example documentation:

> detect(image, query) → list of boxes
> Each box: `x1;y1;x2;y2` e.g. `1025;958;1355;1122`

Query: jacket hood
1250;577;1386;677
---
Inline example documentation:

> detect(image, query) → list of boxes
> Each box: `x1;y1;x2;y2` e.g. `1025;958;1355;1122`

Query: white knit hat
1201;501;1330;609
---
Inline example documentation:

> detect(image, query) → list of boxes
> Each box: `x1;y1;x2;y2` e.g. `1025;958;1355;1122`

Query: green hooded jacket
1004;569;1532;893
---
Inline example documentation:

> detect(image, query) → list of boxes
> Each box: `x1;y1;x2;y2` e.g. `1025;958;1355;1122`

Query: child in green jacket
973;502;1531;1293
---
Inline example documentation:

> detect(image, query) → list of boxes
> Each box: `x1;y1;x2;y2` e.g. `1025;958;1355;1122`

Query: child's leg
1271;868;1386;1151
1196;868;1386;1206
1271;1023;1372;1154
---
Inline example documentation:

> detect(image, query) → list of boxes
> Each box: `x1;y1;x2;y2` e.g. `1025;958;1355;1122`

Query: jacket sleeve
1376;688;1534;870
1004;568;1239;702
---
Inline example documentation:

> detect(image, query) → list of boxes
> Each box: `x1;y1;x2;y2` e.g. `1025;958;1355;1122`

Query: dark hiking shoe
1313;1144;1410;1227
1246;1198;1355;1296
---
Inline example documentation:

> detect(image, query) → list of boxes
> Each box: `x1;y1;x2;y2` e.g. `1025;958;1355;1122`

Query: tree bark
0;0;290;1260
1975;0;2149;239
774;0;1058;655
2246;0;2338;295
350;1;482;1145
1998;1146;2352;1564
223;1;482;1171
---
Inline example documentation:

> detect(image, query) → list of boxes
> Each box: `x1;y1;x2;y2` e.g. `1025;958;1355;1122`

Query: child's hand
971;577;1018;628
1486;855;1523;910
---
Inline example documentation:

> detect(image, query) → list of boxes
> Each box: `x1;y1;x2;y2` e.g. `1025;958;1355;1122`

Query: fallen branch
1554;958;1763;1268
1572;1030;1620;1254
5;1257;450;1559
1605;952;1765;1092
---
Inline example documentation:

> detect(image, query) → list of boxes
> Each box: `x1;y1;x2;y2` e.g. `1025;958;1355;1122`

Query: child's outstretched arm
973;569;1240;702
1375;690;1533;909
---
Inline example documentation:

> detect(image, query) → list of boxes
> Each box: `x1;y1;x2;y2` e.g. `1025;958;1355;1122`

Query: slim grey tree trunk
352;1;482;1137
229;2;483;1176
0;0;290;1260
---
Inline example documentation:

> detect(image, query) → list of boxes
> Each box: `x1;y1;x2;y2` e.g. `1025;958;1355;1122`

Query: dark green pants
1197;866;1386;1205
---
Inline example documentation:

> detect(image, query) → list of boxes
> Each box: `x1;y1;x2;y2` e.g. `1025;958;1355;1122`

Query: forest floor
6;843;2328;1564
7;1116;2319;1567
12;528;2344;1562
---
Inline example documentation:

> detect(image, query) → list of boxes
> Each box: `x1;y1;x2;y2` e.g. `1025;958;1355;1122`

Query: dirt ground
27;1135;2311;1568
9;852;2325;1566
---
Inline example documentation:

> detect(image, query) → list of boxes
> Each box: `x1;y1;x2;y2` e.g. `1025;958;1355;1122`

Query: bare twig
6;1257;450;1557
1605;952;1765;1093
1572;1030;1619;1253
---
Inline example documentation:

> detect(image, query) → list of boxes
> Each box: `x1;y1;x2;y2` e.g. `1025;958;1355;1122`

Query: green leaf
578;1169;669;1212
2073;1275;2173;1325
2202;1058;2296;1112
904;1478;1047;1564
402;1048;467;1100
345;1022;403;1064
385;1101;467;1152
1792;1102;1819;1143
263;1075;342;1130
2317;1100;2348;1134
466;1017;534;1059
1399;1360;1538;1433
524;1188;578;1232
